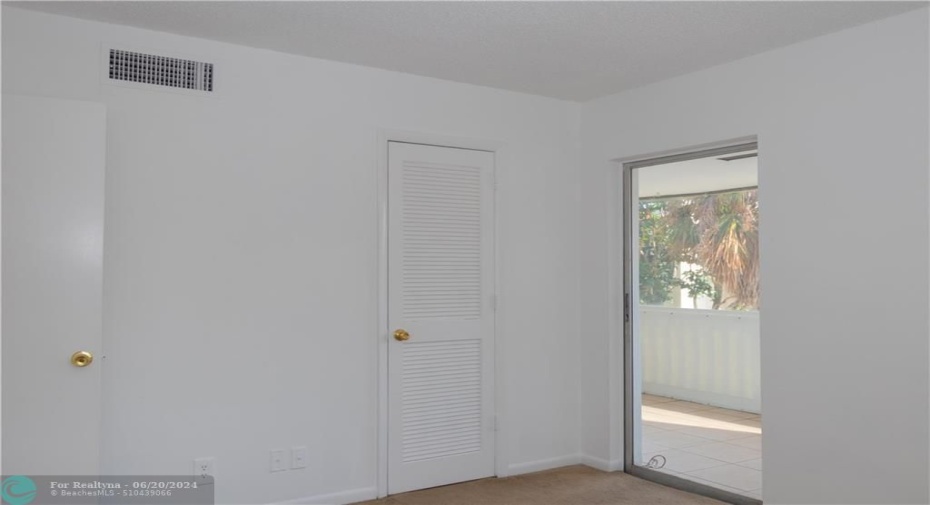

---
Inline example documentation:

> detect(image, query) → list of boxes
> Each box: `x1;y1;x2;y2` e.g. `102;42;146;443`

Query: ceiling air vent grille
109;49;214;92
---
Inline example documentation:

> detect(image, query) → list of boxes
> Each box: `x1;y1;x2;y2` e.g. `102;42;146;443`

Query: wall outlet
291;446;308;469
270;449;287;472
193;457;215;485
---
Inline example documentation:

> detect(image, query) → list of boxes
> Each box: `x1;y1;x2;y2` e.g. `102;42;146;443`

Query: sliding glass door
624;142;762;504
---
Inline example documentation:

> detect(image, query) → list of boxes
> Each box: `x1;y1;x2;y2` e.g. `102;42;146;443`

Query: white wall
5;5;930;505
580;8;930;505
1;7;581;504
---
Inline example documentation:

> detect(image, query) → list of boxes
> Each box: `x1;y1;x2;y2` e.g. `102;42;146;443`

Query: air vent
108;49;213;92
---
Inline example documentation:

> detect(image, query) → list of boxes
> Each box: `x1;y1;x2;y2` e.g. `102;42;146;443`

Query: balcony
641;394;762;499
641;306;760;413
637;306;761;499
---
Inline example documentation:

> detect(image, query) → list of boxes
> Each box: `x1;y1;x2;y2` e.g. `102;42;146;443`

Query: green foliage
637;189;759;310
638;201;678;305
678;269;718;309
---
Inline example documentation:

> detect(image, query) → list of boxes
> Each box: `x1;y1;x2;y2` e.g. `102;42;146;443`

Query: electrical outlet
270;450;287;472
193;457;215;485
291;446;307;469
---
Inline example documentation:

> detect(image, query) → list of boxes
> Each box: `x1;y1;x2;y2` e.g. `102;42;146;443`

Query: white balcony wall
640;306;760;413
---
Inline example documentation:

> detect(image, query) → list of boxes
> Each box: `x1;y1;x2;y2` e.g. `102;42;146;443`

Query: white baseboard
644;383;761;414
269;455;617;504
270;486;377;505
580;454;623;472
506;454;582;476
268;456;619;504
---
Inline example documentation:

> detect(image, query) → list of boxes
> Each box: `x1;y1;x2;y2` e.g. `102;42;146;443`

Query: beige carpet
355;465;723;504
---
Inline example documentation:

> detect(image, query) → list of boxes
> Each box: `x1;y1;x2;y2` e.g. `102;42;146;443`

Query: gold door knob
70;351;94;367
393;329;410;341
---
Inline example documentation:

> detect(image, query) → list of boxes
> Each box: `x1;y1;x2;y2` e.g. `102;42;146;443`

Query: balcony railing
640;306;761;413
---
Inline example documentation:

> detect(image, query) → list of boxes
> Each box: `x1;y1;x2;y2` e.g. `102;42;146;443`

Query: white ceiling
638;151;757;198
9;1;922;101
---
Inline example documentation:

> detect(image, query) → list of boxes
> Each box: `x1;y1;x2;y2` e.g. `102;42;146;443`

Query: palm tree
691;190;759;309
644;189;759;310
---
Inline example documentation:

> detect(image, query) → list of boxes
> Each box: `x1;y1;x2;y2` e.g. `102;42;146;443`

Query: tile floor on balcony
640;394;762;500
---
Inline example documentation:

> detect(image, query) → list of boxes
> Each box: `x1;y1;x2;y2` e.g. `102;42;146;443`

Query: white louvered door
387;142;495;494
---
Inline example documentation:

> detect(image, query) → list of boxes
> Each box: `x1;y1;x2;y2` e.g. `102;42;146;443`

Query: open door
624;142;762;503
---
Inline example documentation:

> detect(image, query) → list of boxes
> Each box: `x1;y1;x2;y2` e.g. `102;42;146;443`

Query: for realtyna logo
1;476;37;505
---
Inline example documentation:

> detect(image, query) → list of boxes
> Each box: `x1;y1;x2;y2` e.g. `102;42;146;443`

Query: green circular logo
1;476;36;505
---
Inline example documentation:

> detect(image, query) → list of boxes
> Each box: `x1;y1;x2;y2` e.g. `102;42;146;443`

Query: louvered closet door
387;142;495;494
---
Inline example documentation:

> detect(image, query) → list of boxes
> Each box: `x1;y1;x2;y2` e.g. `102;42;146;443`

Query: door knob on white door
70;351;93;367
394;329;410;341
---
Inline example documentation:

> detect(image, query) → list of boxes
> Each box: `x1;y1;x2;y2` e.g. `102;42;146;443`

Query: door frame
615;136;760;505
375;129;506;498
